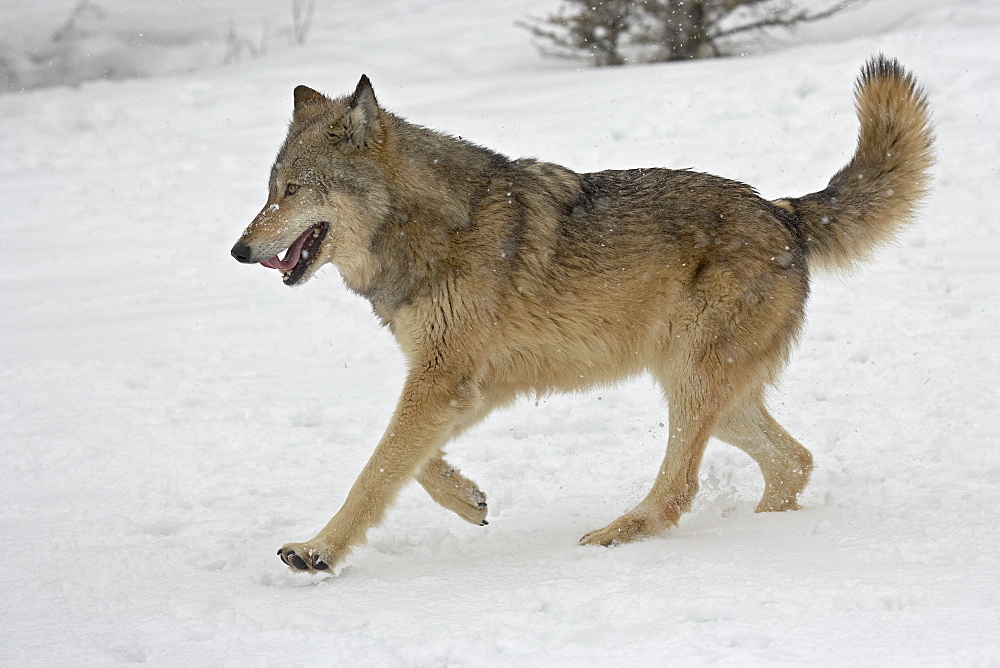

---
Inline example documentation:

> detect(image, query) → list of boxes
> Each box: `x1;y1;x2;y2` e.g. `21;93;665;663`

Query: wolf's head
231;75;390;288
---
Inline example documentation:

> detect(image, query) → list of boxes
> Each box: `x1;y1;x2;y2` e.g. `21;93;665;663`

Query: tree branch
710;2;857;40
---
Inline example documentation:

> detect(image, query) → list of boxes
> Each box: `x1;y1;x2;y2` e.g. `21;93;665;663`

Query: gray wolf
230;55;933;574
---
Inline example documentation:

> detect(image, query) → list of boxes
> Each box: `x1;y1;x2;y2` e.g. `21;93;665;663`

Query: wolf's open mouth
260;222;329;285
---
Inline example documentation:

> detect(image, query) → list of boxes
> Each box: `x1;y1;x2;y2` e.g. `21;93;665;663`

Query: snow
2;0;999;663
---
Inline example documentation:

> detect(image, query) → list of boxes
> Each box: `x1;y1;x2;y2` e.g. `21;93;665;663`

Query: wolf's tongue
260;228;314;271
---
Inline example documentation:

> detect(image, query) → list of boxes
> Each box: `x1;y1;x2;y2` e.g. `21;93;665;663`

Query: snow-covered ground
2;0;998;664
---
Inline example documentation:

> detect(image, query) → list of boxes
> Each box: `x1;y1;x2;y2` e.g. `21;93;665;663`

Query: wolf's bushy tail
785;55;934;271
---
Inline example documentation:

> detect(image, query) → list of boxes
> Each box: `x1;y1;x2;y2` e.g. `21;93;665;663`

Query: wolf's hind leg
580;371;722;547
417;453;488;525
715;396;813;512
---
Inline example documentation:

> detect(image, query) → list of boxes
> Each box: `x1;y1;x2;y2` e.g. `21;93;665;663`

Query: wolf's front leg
278;371;481;573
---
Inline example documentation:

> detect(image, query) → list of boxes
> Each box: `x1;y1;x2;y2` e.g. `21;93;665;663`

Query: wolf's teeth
302;250;310;260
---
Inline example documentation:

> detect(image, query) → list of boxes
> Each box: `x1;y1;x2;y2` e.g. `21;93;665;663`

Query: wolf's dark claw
479;520;489;526
279;545;336;573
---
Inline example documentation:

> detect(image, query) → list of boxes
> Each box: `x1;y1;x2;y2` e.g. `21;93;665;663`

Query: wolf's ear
292;85;327;124
338;74;381;149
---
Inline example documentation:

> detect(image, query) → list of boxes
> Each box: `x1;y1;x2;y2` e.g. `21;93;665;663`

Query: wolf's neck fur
385;113;511;220
358;114;515;324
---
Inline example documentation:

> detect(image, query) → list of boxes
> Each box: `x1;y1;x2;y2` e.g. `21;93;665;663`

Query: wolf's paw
422;467;489;526
444;482;489;526
277;542;336;573
579;511;666;547
755;495;801;513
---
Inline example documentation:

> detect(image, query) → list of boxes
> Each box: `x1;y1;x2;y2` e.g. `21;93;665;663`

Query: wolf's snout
231;241;255;263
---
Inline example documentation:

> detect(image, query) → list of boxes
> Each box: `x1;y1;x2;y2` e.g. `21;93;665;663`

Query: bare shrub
520;0;859;66
291;0;316;46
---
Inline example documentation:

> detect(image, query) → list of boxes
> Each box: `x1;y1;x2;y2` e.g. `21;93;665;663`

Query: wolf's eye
284;183;300;197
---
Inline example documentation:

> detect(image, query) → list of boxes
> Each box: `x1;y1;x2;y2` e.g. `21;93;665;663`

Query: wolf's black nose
231;242;254;263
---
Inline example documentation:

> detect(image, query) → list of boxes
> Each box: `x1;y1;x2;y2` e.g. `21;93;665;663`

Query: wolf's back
787;55;934;270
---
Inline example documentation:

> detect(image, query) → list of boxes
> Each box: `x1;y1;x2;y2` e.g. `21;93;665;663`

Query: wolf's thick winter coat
231;56;933;574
